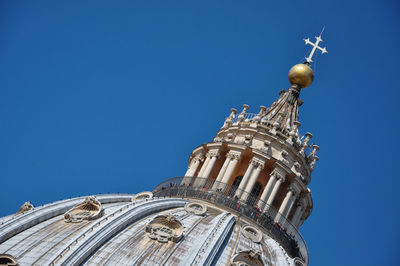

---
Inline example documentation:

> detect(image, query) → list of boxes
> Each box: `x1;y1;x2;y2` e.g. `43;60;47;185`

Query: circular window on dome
184;202;207;216
64;196;102;223
0;254;18;266
231;250;263;266
145;214;183;243
294;258;305;266
241;225;262;243
132;192;153;201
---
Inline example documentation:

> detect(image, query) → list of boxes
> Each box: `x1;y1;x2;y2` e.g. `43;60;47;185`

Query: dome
0;193;303;265
288;63;314;88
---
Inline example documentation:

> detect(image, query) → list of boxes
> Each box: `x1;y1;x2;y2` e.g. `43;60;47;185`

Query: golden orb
288;63;314;88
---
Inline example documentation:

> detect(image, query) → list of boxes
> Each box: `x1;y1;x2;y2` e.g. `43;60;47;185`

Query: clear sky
0;1;399;265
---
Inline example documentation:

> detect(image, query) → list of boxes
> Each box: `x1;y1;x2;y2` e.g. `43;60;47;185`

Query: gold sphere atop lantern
288;63;314;88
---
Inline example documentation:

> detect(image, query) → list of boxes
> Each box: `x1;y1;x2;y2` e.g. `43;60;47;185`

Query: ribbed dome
0;194;301;266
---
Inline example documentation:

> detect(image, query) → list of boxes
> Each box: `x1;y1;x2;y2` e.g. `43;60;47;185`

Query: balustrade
152;176;308;263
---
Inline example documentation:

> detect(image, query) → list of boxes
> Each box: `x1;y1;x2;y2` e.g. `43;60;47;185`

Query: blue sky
0;1;399;265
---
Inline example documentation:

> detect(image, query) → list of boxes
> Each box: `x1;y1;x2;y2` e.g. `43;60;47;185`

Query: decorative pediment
231;250;264;266
132;191;153;201
15;201;34;215
145;214;183;243
185;202;207;216
64;196;102;223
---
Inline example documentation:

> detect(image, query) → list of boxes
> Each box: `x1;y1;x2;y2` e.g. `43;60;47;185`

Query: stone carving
289;121;301;137
132;191;153;201
224;133;235;142
253;106;266;123
0;254;18;266
271;169;285;183
308;144;319;159
287;185;297;195
227;151;241;160
241;224;262;243
310;155;319;171
235;138;245;145
207;150;220;158
223;108;238;128
185;202;207;216
64;197;102;223
15;201;34;215
191;154;205;165
231;250;264;266
237;104;249;123
299;132;313;154
146;214;183;243
214;136;223;142
250;158;264;169
244;135;253;145
280;150;290;165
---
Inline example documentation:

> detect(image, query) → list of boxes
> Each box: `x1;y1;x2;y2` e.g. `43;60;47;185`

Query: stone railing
152;176;308;263
232;112;258;123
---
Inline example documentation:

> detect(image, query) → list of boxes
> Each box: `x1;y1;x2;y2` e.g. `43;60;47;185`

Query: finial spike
320;26;325;37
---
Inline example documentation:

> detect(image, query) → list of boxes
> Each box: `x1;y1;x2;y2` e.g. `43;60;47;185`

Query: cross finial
304;27;328;63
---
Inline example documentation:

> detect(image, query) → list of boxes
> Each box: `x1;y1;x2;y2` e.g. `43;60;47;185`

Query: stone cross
304;30;328;63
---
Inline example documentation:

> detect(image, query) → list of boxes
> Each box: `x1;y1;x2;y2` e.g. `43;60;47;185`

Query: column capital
287;184;301;197
287;186;297;196
192;153;205;162
227;150;241;160
296;198;306;209
271;167;286;182
206;149;220;158
250;158;265;168
276;175;285;183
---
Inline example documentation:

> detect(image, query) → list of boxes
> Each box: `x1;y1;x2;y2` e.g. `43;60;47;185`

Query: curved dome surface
0;193;299;266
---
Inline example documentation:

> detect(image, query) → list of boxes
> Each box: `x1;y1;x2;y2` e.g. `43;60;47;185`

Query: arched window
228;176;243;196
247;182;262;205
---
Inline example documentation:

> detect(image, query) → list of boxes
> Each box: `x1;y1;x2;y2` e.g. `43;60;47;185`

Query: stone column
258;170;279;209
264;174;285;210
196;150;219;188
212;156;231;190
241;159;264;201
182;154;203;185
202;150;219;178
219;152;241;189
291;199;305;229
197;156;210;178
278;186;298;219
192;156;210;187
184;155;203;177
297;212;307;228
235;159;257;198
